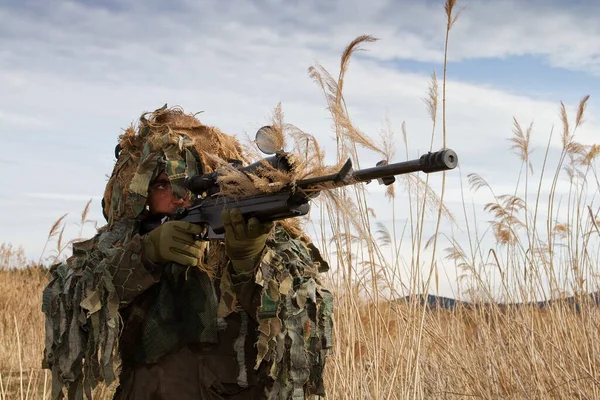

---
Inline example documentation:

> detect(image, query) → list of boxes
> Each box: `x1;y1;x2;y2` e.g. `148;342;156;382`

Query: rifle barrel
352;149;458;183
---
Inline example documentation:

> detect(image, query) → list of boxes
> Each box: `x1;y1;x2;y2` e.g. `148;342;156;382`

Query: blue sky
392;56;600;103
2;0;600;296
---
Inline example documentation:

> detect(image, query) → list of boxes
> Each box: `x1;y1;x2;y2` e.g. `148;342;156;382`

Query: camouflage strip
254;227;334;398
255;319;272;369
42;219;148;399
217;266;238;318
234;312;249;388
286;295;310;399
129;147;159;197
320;289;334;349
185;148;199;178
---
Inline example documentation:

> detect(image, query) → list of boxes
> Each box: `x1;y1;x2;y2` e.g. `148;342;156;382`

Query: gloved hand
142;221;204;267
222;208;274;272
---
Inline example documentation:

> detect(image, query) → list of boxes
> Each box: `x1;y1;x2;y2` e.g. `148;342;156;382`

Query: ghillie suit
42;106;334;399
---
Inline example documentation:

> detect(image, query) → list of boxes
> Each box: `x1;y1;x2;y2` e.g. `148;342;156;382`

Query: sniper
42;105;334;400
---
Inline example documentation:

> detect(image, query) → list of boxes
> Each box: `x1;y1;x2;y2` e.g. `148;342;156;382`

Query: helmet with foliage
102;105;247;226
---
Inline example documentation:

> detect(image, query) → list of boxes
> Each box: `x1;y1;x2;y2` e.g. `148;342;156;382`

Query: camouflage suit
41;107;334;399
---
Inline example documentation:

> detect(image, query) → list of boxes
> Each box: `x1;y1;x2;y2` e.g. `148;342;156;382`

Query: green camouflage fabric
42;222;333;400
254;227;334;399
42;218;219;400
42;219;140;400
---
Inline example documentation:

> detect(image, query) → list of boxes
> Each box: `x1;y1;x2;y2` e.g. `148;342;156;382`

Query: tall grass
306;0;600;398
0;267;49;400
3;1;600;399
0;244;28;270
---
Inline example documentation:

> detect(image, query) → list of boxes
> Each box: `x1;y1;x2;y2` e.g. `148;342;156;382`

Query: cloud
3;0;600;81
25;193;102;201
0;110;55;130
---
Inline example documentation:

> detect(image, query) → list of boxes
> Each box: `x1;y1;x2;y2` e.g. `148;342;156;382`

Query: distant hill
395;292;600;311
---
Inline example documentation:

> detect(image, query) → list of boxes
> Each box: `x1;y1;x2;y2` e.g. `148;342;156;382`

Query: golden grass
0;267;50;400
3;268;600;399
327;295;600;399
0;244;28;270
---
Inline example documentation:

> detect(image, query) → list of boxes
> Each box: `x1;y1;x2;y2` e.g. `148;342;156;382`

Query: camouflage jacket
42;218;333;400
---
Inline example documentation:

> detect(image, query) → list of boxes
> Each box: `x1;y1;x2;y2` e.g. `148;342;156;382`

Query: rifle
174;127;458;239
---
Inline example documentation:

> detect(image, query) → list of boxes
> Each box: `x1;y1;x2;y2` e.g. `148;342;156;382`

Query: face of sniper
146;172;191;215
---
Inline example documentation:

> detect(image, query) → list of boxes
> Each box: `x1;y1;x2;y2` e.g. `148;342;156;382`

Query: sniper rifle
173;127;458;239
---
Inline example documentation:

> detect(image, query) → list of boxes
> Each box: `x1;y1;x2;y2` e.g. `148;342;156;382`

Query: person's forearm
228;256;264;321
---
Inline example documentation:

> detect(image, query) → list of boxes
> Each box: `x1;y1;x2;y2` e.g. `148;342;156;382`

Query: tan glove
142;221;204;267
222;208;274;272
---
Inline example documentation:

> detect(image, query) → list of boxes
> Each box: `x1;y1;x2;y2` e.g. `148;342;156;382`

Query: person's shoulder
267;225;329;273
96;218;140;249
58;219;139;266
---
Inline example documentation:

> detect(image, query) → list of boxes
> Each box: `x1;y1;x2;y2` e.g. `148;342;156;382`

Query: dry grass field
3;261;600;399
3;1;600;399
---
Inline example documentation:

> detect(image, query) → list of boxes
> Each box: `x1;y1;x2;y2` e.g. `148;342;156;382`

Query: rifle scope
185;152;293;195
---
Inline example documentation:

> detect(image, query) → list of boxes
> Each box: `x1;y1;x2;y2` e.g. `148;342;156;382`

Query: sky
2;0;600;297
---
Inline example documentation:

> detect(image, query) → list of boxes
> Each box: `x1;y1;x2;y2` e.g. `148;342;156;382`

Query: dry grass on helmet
145;105;247;172
102;106;247;224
